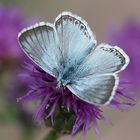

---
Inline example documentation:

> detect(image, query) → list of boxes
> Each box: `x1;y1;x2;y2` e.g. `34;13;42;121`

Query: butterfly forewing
18;22;62;77
54;12;96;80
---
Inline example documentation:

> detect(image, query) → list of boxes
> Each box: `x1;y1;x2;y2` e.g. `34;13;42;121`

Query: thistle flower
107;20;140;89
17;62;136;136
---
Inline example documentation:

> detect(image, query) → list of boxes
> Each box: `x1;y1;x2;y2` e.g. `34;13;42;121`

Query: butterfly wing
67;74;118;105
18;22;62;77
67;44;129;105
54;11;97;80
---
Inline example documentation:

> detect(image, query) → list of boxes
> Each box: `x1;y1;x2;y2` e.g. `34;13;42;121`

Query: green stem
22;126;34;140
43;129;61;140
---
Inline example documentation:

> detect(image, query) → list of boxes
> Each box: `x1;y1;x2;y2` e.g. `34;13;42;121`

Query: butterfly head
57;80;67;88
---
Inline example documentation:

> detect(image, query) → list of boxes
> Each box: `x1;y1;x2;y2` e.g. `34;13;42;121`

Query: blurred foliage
43;130;61;140
0;0;19;5
0;60;35;140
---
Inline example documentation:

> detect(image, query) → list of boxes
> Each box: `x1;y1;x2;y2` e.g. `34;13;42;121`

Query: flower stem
43;129;61;140
22;126;34;140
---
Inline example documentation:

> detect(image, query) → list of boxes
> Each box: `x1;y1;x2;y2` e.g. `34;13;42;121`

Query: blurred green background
0;0;140;140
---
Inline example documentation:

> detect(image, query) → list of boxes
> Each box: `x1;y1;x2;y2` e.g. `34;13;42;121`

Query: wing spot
69;17;73;21
80;25;84;30
75;20;79;25
84;31;89;38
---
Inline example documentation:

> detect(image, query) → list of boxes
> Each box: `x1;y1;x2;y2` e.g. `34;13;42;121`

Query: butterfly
18;11;129;106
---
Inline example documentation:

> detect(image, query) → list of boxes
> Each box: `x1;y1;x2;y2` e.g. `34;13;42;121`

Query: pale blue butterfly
18;11;130;105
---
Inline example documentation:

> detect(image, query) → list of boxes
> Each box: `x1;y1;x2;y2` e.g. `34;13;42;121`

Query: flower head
17;62;136;136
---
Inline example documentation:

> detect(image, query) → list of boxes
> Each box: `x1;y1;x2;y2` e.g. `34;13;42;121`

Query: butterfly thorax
57;63;76;87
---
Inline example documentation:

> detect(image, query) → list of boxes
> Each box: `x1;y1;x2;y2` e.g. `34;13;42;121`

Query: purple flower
107;20;140;89
17;62;136;136
0;6;30;59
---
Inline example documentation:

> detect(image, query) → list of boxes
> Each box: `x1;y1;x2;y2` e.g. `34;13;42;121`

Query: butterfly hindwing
68;74;118;105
